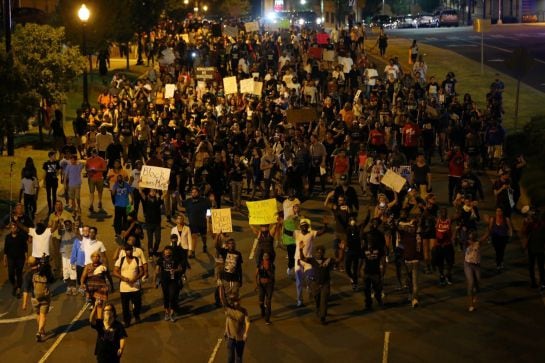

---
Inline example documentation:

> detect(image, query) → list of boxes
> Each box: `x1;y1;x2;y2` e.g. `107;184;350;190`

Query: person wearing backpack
21;256;54;342
113;245;144;327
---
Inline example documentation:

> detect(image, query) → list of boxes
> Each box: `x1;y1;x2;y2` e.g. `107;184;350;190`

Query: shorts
68;186;81;201
62;256;77;281
88;178;104;193
32;298;51;315
190;224;207;235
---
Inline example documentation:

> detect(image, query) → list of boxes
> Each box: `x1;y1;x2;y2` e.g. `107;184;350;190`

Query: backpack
33;273;50;302
119;256;139;270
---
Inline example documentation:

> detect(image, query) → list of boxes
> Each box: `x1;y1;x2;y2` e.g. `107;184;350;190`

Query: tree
214;0;251;18
0;50;38;156
10;24;85;144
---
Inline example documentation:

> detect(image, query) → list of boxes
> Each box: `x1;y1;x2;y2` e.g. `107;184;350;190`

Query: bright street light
78;4;90;22
203;4;208;12
183;0;189;4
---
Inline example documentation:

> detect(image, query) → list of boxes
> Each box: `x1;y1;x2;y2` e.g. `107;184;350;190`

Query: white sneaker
411;298;419;308
468;306;475;312
287;267;293;276
296;300;303;307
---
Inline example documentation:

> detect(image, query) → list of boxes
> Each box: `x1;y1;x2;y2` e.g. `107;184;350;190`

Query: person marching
255;252;275;325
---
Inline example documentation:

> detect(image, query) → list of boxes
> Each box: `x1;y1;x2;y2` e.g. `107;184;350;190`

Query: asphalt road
1;160;545;363
389;24;545;92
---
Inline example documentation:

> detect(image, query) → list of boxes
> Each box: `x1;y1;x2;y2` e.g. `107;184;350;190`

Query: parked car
370;15;396;29
412;13;438;28
433;9;459;27
394;14;416;28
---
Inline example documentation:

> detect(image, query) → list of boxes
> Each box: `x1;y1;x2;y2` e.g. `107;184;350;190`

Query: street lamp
203;4;208;12
184;0;189;3
78;4;90;109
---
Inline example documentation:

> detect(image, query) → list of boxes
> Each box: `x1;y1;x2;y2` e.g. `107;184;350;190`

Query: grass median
365;35;545;130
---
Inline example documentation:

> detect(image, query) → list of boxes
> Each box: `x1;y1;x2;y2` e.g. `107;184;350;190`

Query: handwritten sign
247;199;278;225
223;25;239;39
253;81;263;96
165;84;176;99
381;169;406;193
211;208;233;233
323;50;336;62
245;21;259;33
308;47;323;60
240;78;254;94
286;108;319;124
223;76;238;95
139;166;171;191
196;67;216;80
317;33;330;45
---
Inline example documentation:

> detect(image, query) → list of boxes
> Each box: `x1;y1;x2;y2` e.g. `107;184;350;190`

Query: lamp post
78;4;90;109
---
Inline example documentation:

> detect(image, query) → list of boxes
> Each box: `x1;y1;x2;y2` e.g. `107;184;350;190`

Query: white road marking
207;338;223;363
446;36;460;40
490;34;508;39
249;238;258;260
446;44;477;47
37;303;89;363
382;331;391;363
487;59;505;62
0;306;54;324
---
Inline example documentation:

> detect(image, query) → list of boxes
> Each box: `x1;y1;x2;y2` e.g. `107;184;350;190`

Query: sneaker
286;267;292;277
411;298;419;308
36;333;43;342
468;305;475;312
164;313;170;321
446;278;453;286
169;313;176;322
296;300;303;307
66;288;73;296
265;320;272;325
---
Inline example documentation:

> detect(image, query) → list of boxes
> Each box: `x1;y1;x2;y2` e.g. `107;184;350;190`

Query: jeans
231;181;242;208
364;273;383;308
345;250;361;286
120;291;142;325
258;281;274;322
295;265;311;302
464;262;481;296
448;176;461;203
492;235;509;267
23;193;36;223
146;223;161;256
45;179;58;213
161;279;180;310
286;244;296;270
7;258;25;289
528;252;545;286
405;260;420;300
434;244;455;279
114;206;127;235
226;338;245;363
310;281;330;320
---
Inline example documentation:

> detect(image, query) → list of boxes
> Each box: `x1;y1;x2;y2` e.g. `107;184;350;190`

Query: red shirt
447;151;467;177
402;123;420;147
369;129;385;146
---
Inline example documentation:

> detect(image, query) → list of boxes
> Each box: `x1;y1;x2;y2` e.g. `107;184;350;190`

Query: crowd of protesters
3;15;545;362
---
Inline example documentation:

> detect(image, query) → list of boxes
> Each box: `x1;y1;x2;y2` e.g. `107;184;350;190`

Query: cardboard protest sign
165;84;176;99
338;56;353;73
196;67;216;80
278;19;290;29
317;33;330;45
286;108;319;124
308;47;323;60
381;169;407;193
181;34;190;43
239;78;254;94
245;21;259;32
247;199;278;225
211;208;233;233
323;50;336;62
139;166;171;191
223;76;238;95
223;25;239;39
253;81;263;96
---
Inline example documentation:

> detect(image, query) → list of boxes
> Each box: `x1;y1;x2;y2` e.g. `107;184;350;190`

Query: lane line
37;303;89;363
0;306;54;324
382;331;391;363
207;337;223;363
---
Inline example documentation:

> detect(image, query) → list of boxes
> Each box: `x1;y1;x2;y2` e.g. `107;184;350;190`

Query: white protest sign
211;208;233;233
223;76;238;95
245;21;259;32
165;84;176;99
253;81;263;96
240;78;254;94
139;166;171;191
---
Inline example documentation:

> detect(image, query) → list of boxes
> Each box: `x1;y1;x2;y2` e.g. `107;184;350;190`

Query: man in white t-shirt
28;222;56;258
293;218;328;307
171;214;192;254
113;245;144;327
82;226;108;266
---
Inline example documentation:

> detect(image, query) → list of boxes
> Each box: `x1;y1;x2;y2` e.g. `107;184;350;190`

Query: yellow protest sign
246;199;278;225
381;169;407;193
139;165;171;191
223;76;238;95
211;208;233;233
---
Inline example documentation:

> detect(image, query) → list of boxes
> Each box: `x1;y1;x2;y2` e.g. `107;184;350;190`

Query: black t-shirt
362;239;385;274
92;319;127;362
4;232;28;260
412;164;430;185
42;160;61;183
142;197;162;224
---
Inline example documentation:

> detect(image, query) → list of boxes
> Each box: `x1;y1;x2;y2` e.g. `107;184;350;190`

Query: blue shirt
112;181;133;208
70;238;85;267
